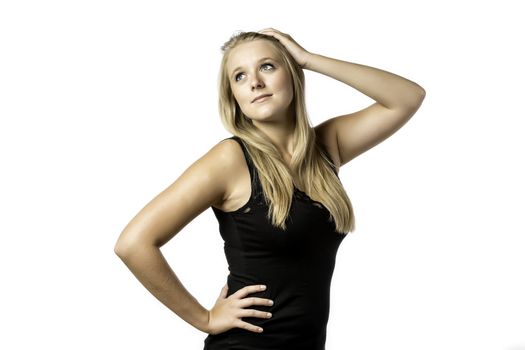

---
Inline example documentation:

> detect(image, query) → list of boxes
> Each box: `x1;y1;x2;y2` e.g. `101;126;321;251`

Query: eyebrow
230;57;277;79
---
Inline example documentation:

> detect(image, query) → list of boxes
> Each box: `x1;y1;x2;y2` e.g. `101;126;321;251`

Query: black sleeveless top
203;136;347;350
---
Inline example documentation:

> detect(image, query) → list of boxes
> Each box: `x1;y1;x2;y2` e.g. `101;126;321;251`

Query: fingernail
260;285;266;290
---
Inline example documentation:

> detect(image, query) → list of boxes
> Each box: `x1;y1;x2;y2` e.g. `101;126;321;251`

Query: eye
234;63;275;82
234;72;245;82
261;63;275;71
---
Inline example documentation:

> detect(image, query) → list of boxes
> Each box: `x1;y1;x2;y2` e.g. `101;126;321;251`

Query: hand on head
258;28;311;69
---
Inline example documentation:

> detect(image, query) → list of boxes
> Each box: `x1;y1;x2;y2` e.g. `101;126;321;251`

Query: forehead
227;40;281;73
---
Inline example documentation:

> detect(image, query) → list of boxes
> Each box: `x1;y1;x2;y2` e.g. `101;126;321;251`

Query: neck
252;114;296;160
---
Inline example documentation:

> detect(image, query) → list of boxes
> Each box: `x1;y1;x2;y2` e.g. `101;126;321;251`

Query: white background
1;1;524;349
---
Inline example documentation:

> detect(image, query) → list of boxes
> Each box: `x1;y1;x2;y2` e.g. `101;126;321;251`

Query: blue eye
234;63;275;82
235;72;245;82
261;63;274;70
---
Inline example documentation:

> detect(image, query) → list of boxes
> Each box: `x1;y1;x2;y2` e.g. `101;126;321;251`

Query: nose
250;72;265;90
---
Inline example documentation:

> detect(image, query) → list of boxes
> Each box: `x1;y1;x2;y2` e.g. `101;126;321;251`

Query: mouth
252;94;272;103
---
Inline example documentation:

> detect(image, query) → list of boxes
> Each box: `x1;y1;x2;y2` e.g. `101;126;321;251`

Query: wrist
302;52;316;70
196;309;211;333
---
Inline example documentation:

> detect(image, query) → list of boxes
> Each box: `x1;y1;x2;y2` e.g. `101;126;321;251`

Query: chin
243;109;273;120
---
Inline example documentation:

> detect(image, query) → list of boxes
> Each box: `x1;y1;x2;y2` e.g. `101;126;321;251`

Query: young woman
114;28;425;349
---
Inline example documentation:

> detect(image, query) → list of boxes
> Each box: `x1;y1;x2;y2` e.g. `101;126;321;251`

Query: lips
252;94;272;103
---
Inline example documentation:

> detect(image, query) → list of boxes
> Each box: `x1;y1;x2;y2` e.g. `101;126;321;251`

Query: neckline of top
232;136;326;207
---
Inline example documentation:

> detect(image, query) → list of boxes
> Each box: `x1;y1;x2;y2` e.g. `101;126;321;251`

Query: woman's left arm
259;28;426;166
306;53;426;165
305;53;425;110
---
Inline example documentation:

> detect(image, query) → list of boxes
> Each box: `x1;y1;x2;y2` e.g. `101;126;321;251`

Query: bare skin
114;28;425;336
114;139;275;334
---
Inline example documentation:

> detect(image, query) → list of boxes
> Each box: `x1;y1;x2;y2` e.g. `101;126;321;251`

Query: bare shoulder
210;138;251;212
212;137;247;172
314;122;342;171
192;138;245;207
114;138;246;251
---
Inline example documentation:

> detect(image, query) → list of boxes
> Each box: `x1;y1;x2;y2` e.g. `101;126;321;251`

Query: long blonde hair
218;31;355;234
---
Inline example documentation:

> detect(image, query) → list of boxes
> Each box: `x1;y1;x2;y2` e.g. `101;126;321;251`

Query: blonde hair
218;31;355;234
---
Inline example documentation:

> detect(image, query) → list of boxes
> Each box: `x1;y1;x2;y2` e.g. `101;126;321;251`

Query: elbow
114;236;140;260
415;84;426;101
406;85;426;110
417;85;426;100
114;233;158;260
395;85;426;112
114;240;130;259
114;227;143;258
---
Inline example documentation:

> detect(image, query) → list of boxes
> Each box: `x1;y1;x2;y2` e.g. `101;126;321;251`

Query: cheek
279;78;294;102
275;74;293;94
232;89;248;106
231;90;251;114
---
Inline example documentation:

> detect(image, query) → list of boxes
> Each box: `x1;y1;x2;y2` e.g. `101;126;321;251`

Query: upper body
203;135;346;350
210;131;340;214
114;28;425;350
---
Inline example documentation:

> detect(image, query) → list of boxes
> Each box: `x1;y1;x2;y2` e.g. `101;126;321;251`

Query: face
226;40;294;123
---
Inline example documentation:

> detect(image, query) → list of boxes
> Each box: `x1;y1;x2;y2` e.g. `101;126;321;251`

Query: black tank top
203;136;347;350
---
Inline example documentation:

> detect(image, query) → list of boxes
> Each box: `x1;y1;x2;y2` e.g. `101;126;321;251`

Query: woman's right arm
113;140;273;335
